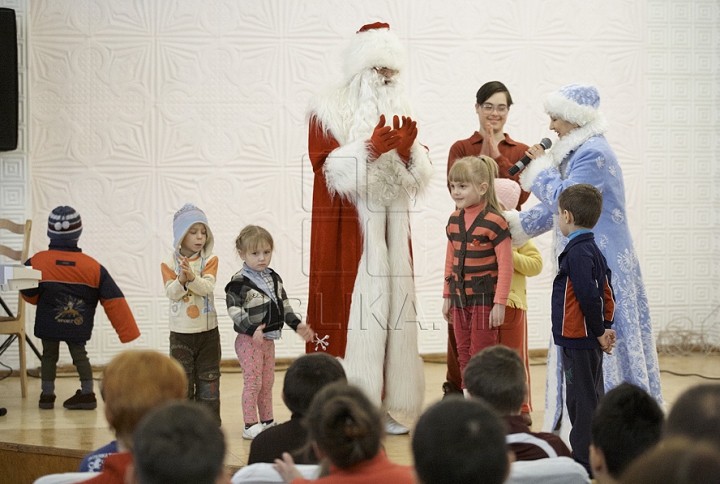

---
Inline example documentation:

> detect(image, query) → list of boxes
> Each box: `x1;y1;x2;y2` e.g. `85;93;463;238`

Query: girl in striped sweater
442;156;514;390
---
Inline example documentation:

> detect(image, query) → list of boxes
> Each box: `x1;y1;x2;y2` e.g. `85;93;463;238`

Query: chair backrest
0;218;32;319
506;457;591;484
231;463;320;484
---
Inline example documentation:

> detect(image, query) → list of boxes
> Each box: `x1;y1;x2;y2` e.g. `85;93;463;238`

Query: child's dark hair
305;382;382;469
132;401;226;484
558;183;603;229
413;396;509;484
476;81;513;107
235;225;274;253
665;383;720;449
463;345;526;415
283;353;347;416
591;383;664;478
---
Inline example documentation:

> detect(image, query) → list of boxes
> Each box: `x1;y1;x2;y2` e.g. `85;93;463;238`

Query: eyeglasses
480;103;509;114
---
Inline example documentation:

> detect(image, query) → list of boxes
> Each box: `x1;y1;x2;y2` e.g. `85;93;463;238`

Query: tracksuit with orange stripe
551;230;615;474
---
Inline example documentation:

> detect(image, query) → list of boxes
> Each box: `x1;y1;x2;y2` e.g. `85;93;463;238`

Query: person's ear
216;468;232;484
589;444;607;476
124;463;138;484
312;441;327;459
503;450;516;482
477;182;488;196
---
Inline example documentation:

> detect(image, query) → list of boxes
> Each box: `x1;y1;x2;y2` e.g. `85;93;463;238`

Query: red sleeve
308;116;340;174
443;240;454;297
493;237;513;305
447;141;466;175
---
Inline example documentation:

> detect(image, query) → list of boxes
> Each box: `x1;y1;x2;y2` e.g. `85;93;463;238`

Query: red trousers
451;305;495;388
447;306;532;412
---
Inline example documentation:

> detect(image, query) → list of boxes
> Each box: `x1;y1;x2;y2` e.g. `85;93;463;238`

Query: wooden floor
1;353;719;483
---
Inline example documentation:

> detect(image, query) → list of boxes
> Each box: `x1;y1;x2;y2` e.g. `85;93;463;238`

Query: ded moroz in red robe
304;110;433;416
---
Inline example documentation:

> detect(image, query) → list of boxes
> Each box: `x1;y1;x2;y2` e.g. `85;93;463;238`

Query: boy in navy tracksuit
552;184;616;476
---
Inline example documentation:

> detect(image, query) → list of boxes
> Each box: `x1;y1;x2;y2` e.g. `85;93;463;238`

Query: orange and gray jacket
21;248;139;344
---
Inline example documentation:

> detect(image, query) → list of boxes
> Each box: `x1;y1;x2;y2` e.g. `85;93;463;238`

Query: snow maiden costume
504;83;662;433
305;23;433;418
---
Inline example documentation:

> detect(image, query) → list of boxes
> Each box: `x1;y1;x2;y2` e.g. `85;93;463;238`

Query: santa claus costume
305;23;433;422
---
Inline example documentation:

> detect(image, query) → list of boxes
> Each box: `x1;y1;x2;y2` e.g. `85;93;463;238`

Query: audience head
413;396;510;484
619;438;720;484
102;350;187;449
283;353;346;416
131;401;227;484
463;345;526;415
665;383;720;449
305;382;383;469
590;383;664;482
558;183;603;230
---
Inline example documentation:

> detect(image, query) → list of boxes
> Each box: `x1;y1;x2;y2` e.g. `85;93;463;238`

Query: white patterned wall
0;0;716;370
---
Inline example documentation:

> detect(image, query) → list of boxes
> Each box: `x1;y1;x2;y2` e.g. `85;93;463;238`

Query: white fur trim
342;195;425;416
504;209;531;248
544;116;609;168
343;27;406;79
322;139;371;202
544;90;600;127
518;153;554;191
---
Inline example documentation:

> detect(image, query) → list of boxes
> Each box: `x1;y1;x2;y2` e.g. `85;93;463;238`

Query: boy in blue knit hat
160;203;221;424
21;206;140;410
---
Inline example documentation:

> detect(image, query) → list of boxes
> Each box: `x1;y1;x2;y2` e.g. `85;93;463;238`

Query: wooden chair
0;218;32;397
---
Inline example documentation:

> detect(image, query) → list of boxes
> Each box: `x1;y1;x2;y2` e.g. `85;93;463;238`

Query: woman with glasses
444;81;538;427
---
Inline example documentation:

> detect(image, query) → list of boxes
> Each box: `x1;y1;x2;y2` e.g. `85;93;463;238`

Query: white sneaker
385;414;409;435
242;422;264;440
262;420;277;430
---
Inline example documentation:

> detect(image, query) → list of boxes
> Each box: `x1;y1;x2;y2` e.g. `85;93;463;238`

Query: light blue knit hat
172;203;213;254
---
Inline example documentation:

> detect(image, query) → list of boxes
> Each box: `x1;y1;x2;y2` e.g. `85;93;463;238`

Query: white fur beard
342;70;413;143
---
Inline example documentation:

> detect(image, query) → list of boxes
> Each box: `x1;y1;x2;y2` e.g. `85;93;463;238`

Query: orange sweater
444;202;513;306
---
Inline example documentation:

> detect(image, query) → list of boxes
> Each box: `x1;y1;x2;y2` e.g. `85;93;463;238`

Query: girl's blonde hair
235;225;274;254
448;155;502;213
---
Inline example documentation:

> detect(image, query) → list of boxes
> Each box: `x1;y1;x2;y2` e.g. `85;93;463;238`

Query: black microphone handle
508;156;531;176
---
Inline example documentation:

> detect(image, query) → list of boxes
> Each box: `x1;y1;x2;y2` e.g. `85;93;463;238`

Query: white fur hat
544;83;602;127
342;22;406;79
494;178;521;210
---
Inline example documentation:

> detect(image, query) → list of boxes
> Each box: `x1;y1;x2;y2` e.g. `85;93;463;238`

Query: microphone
508;138;552;176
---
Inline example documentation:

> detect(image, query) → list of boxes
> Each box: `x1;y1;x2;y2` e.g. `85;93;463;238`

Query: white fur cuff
504;209;531;248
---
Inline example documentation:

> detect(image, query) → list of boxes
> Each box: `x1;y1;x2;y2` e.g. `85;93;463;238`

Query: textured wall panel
13;0;717;371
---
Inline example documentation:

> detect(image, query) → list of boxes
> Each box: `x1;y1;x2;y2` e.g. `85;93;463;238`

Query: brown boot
63;390;97;410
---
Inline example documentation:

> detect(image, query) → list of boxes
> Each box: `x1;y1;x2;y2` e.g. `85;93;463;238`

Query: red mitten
393;115;418;163
369;114;400;160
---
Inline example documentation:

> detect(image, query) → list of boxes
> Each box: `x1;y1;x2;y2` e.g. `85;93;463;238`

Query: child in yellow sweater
495;179;543;425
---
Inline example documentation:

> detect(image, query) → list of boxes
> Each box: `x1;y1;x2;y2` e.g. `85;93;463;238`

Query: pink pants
235;333;275;425
452;305;496;388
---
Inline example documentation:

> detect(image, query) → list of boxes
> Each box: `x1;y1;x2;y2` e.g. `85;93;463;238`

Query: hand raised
393;115;418;163
369;114;401;159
